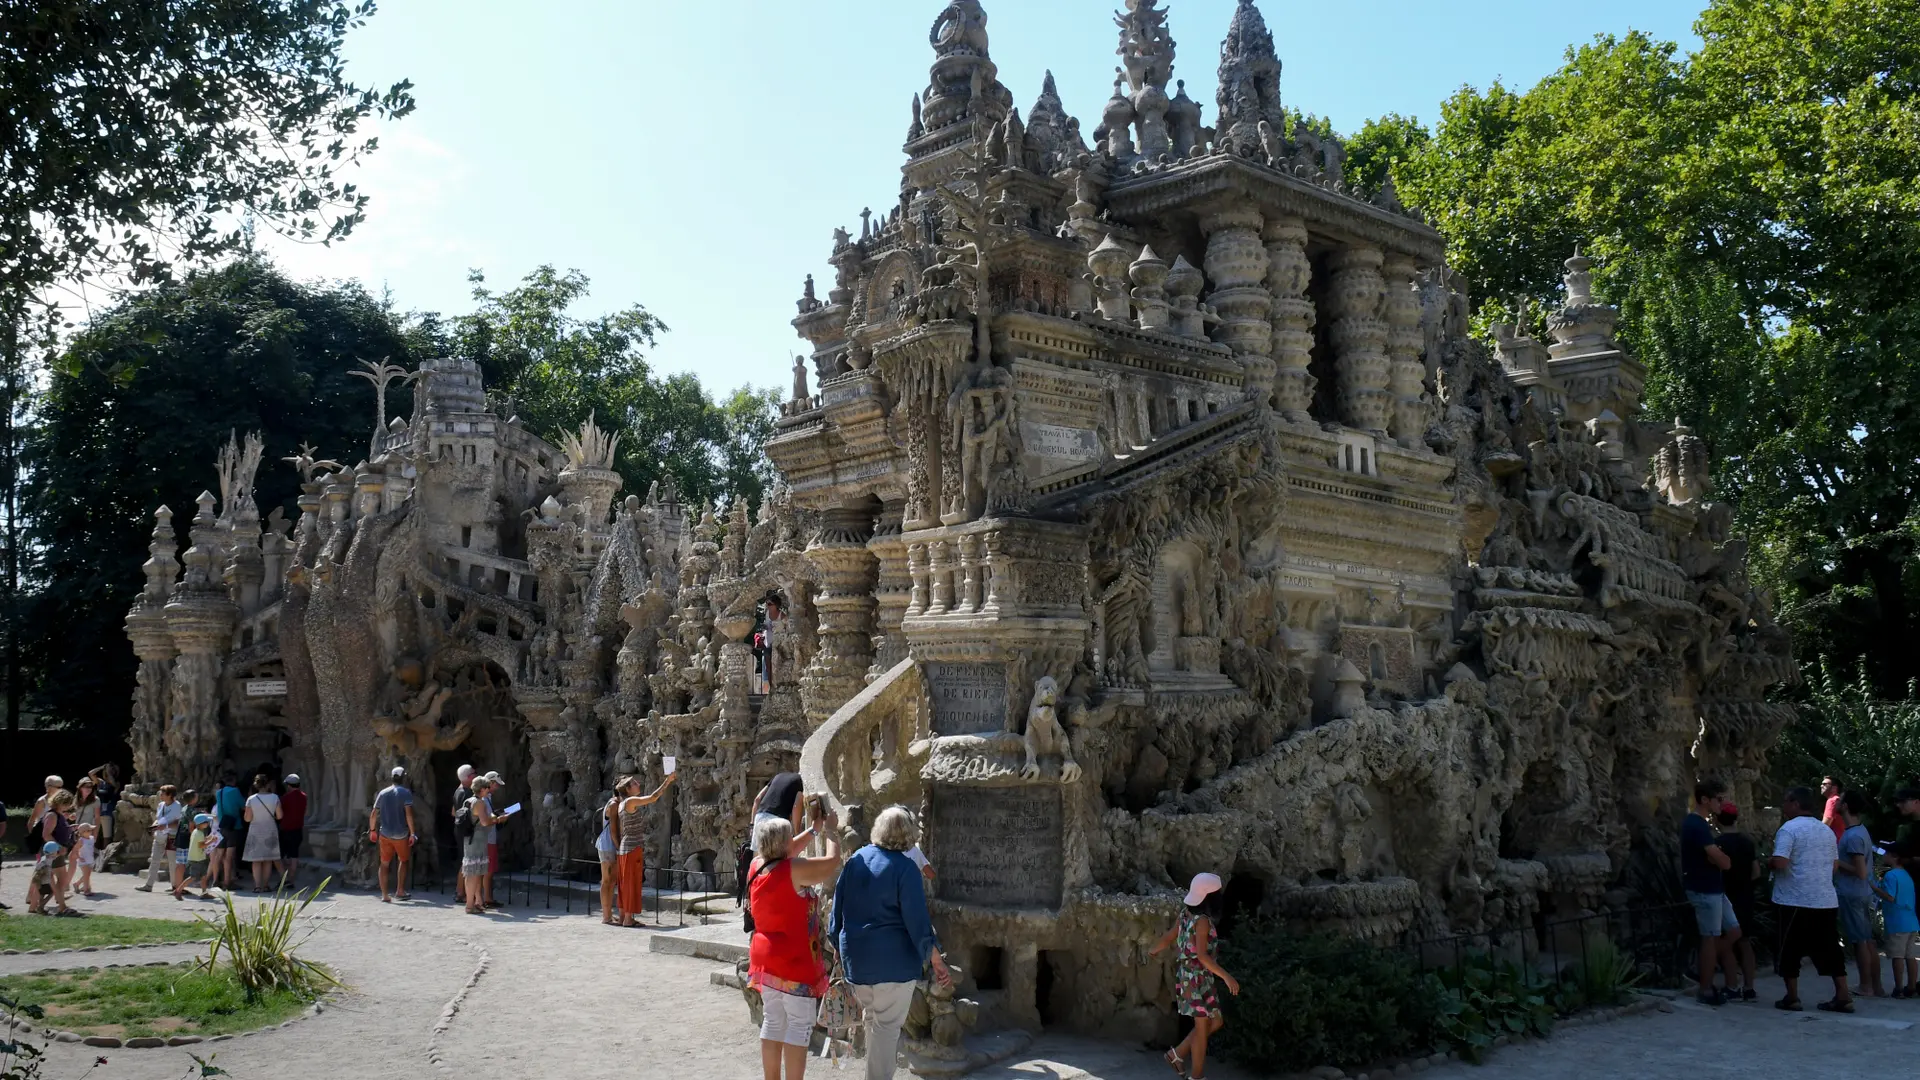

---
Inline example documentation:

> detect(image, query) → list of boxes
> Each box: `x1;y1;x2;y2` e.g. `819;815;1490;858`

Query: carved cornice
1105;155;1446;264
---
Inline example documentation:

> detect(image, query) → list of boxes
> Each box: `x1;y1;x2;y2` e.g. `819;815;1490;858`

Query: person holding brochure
459;777;502;915
613;771;677;928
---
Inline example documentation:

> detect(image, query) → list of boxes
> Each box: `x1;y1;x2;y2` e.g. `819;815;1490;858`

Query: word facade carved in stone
778;0;1796;1045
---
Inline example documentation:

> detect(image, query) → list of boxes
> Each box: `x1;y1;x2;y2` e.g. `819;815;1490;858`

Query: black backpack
174;816;194;851
453;799;477;842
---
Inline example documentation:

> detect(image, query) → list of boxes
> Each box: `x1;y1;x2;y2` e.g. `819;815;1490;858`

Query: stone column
802;507;878;727
164;492;238;789
867;502;909;679
1382;253;1427;448
1264;217;1317;423
928;538;954;615
1201;209;1274;405
1328;245;1393;435
125;506;179;782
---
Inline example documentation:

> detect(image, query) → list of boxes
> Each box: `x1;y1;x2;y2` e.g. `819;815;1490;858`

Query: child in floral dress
1151;872;1240;1079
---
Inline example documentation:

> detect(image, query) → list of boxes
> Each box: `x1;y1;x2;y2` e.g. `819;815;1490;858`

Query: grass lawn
0;912;209;951
0;963;316;1038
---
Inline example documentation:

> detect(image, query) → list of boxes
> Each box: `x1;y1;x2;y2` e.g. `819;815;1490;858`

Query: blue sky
261;0;1704;399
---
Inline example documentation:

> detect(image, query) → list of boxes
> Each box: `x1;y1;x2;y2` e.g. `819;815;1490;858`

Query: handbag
817;974;861;1034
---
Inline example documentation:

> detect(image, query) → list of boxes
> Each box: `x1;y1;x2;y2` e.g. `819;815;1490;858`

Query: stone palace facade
123;0;1795;1049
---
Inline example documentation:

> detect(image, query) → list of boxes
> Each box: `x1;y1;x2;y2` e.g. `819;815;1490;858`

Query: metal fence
1399;902;1696;990
395;856;740;926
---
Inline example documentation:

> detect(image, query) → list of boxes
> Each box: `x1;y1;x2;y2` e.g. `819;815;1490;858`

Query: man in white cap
451;764;476;902
369;766;417;902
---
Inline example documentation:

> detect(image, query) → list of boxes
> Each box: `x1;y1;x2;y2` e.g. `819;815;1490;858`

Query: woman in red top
748;801;842;1080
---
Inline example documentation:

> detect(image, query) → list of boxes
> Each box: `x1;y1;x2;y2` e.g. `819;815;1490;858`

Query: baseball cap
1184;872;1223;907
193;813;212;824
42;841;61;856
391;766;406;778
284;773;301;785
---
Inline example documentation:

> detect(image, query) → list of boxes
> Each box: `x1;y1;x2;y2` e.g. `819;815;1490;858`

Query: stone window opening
1187;399;1200;423
971;945;1006;990
1369;641;1387;682
461;526;472;548
1360;446;1370;474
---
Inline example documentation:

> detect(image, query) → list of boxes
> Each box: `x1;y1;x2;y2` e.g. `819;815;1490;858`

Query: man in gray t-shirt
368;767;417;903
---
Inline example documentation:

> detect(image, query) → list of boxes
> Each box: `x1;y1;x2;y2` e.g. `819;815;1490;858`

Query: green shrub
1559;938;1642;1009
195;878;339;1002
1773;658;1920;836
1431;953;1557;1062
1214;926;1444;1073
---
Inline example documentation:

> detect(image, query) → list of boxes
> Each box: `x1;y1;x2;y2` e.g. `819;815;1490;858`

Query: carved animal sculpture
1021;676;1082;782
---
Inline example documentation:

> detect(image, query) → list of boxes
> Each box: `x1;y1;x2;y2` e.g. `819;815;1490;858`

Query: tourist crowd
1682;773;1920;1013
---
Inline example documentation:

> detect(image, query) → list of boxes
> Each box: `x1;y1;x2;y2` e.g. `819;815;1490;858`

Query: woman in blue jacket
829;806;953;1080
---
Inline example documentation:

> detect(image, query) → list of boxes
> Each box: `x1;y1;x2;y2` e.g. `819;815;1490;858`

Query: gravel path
4;864;1913;1080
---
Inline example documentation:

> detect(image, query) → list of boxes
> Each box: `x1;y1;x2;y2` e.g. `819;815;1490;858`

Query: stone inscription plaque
1021;421;1102;477
929;784;1064;909
925;661;1008;736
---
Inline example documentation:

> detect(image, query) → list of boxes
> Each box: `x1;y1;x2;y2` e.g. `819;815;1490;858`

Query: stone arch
865;250;923;324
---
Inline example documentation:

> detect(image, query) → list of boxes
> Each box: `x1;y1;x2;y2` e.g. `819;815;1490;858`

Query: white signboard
1021;421;1102;472
244;679;288;697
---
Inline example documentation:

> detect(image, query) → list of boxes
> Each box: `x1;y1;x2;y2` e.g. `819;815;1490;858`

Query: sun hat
1185;872;1223;907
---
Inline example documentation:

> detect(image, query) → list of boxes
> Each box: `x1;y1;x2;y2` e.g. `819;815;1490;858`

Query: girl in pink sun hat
1150;872;1240;1078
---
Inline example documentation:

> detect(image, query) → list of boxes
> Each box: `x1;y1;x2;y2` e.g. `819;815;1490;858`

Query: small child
199;816;223;899
26;841;61;914
179;814;213;899
73;822;96;897
1150;872;1241;1080
1877;842;1919;998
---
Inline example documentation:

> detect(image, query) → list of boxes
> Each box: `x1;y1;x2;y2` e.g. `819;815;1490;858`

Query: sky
258;0;1706;399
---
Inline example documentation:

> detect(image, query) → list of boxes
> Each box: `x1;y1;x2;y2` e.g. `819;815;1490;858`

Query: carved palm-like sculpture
349;358;419;461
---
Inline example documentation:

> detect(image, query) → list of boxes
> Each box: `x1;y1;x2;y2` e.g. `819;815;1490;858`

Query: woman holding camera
747;797;842;1080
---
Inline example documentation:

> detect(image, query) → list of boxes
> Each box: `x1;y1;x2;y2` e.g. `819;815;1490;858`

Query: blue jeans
1688;890;1739;936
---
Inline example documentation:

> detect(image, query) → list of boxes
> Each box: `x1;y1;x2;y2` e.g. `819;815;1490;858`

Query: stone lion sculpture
1021;675;1081;782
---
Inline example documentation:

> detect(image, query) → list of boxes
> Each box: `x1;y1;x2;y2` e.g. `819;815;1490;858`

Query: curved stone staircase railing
800;657;927;835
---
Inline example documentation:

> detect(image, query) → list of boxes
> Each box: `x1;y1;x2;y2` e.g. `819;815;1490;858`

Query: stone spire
1216;0;1284;157
1115;0;1176;160
917;0;1011;141
1023;71;1085;173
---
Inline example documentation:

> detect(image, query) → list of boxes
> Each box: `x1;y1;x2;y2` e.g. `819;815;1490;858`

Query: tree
24;258;419;735
1384;1;1920;693
0;0;412;730
432;266;779;509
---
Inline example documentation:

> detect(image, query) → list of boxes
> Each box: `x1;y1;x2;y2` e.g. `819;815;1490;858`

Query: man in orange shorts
369;767;418;903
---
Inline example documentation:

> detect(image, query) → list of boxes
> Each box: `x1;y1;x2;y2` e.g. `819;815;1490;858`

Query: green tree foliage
0;1;414;296
1383;0;1920;692
424;266;779;509
1343;113;1430;200
0;0;412;732
24;258;416;736
1773;658;1920;835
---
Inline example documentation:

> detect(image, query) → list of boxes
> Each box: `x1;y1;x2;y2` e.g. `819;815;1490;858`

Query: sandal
1164;1049;1187;1077
1817;999;1855;1014
1775;997;1803;1012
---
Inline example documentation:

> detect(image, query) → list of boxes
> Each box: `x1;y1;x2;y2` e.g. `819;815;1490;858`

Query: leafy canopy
0;1;415;301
